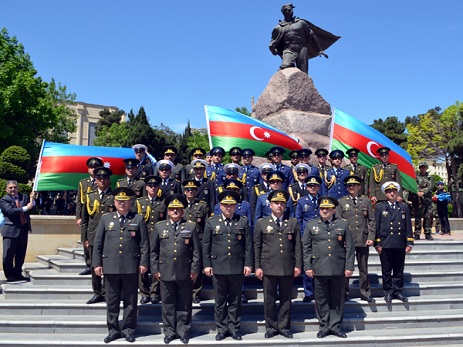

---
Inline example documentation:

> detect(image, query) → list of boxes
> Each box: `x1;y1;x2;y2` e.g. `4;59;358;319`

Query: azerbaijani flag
331;109;417;193
205;105;302;159
33;141;135;191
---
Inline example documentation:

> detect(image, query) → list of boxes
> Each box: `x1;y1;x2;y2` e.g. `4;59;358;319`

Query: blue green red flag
33;141;135;191
331;109;417;193
205;105;302;159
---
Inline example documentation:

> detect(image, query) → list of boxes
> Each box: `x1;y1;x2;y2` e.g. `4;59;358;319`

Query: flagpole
33;140;46;192
328;107;336;151
204;105;213;149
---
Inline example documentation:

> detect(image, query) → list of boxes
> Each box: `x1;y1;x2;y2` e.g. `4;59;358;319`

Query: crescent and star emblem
366;141;380;157
250;126;271;141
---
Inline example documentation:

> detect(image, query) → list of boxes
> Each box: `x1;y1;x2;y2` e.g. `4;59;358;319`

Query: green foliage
370;116;408;149
187;130;210;155
0;145;31;171
431;174;442;186
235;106;251;116
93;122;130;147
0;28;77;162
95;108;124;134
0;161;28;183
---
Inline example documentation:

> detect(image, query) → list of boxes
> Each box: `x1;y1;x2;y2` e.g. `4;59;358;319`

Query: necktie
16;197;27;226
226;218;231;232
275;219;281;229
120;215;125;225
312;197;317;206
325;220;330;227
173;222;178;232
302;183;306;190
353;197;357;205
391;203;396;210
100;191;105;200
128;179;133;185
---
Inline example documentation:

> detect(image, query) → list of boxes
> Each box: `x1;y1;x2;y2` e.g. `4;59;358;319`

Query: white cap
381;181;401;193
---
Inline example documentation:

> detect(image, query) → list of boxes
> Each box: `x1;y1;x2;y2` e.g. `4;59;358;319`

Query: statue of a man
269;3;340;74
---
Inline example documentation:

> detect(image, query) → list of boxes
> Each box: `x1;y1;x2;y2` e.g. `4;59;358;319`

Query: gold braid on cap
372;166;384;183
86;195;100;216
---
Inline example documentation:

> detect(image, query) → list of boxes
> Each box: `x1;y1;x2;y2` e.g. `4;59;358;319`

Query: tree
187;130;210;155
95;108;124;133
370;116;408;149
236;106;251;116
0;28;77;161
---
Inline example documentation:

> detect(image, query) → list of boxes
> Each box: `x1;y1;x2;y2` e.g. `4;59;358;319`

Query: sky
2;1;462;133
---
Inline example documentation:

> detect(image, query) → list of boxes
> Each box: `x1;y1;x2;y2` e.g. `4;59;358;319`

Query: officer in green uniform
76;157;103;276
136;175;165;305
203;190;253;341
343;148;369;196
254;190;302;339
81;167;115;305
116;158;146;198
93;187;149;344
369;147;403;203
151;194;201;345
303;196;355;339
336;175;375;302
412;162;435;240
183;179;208;303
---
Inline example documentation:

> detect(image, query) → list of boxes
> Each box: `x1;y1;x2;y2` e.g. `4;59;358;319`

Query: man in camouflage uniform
412;162;434;240
76;157;103;276
369;147;402;203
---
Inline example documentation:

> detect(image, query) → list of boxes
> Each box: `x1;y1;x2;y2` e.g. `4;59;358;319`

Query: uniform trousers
263;274;293;333
314;275;345;333
345;247;370;297
160;279;193;337
88;245;105;297
212;274;244;334
2;225;28;279
105;273;138;336
139;272;160;299
379;248;406;295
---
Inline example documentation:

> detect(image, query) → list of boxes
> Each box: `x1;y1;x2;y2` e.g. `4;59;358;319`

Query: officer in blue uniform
325;150;349;199
238;148;260;202
206;147;226;184
269;146;293;189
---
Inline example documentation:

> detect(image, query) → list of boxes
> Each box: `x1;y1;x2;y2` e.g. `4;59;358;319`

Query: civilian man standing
0;180;35;282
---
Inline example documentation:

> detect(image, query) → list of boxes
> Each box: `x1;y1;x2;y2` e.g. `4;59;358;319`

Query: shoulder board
198;200;207;206
155;220;166;225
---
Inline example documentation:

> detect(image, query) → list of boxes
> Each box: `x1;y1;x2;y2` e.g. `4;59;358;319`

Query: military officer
288;163;311;207
369;147;403;203
81;167;115;304
269;146;293;189
412;162;435;240
132;144;155;180
295;175;322;302
254;190;302;339
343;148;369;196
213;179;252;229
238;148;261;203
151;194;201;344
76;157;103;276
250;163;273;220
289;150;300;169
303;196;355;339
154;146;186;183
184;148;206;179
136;175;165;305
229;146;243;165
336;175;375;302
315;148;331;194
374;181;413;303
203;191;253;341
206;146;226;184
183;179;209;304
325;150;349;199
216;163;248;202
157;160;182;200
190;159;216;214
116;158;146;198
93;187;149;344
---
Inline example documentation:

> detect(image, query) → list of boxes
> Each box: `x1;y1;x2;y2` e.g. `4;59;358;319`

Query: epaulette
155;220;165;225
197;200;207;206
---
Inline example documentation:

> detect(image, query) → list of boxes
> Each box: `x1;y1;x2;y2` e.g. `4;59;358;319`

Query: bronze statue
269;3;340;74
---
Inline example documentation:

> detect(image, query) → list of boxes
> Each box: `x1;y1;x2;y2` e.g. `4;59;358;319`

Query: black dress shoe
193;296;200;304
104;332;121;343
384;294;393;303
180;336;189;344
140;297;151;304
241;293;248;303
414;234;420;240
425;234;434;240
393;293;409;302
151;296;160;304
231;333;242;340
215;332;227;341
164;335;177;344
345;295;351;302
124;334;136;343
317;331;329;338
265;331;277;338
281;331;293;338
79;268;91;275
331;330;347;338
302;295;314;302
360;295;376;303
86;294;105;304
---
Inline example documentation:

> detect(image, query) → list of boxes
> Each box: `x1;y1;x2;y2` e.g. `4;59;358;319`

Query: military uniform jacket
213;201;253;230
251;183;270;220
81;188;114;246
133;158;154;181
117;177;146;198
288;182;309;207
92;211;149;274
193;178;216;215
216;184;248;203
154;163;185;183
343;163;369;196
336;195;375;247
254;192;294;226
303;218;355;276
274;163;294;189
369;163;402;201
254;217;302;276
206;163;225;184
325;167;349;199
239;165;260;202
414;173;434;204
374;201;414;249
203;214;253;275
184;199;208;239
151;219;201;281
76;177;96;219
158;179;182;200
136;196;166;233
295;194;320;233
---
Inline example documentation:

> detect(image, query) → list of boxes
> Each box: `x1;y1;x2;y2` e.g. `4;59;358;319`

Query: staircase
1;237;463;346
